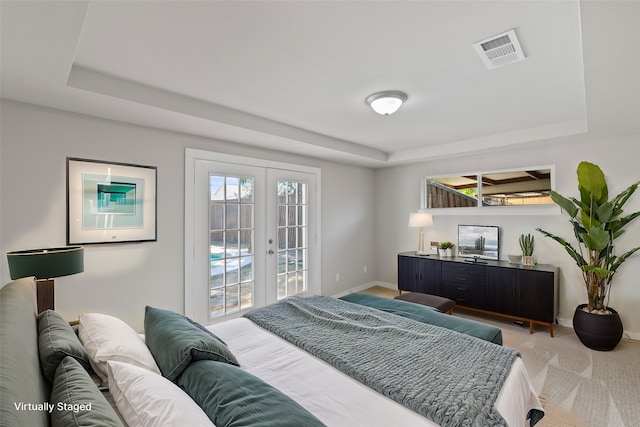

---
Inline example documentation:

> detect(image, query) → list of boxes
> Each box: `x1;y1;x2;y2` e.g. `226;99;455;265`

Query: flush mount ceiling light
366;91;408;115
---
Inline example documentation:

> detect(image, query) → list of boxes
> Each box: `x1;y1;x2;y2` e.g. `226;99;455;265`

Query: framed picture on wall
67;158;157;245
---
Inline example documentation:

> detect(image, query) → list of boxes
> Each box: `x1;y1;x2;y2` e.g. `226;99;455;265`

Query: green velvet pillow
50;356;123;427
178;360;325;427
37;310;91;382
144;306;238;381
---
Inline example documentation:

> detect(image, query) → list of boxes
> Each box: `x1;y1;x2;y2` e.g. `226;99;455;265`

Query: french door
267;169;314;303
185;150;320;324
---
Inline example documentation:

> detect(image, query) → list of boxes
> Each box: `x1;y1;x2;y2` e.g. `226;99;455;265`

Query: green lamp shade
7;246;84;280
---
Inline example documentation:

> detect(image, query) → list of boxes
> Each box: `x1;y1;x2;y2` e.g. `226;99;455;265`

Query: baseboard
557;316;572;329
330;281;397;299
625;331;640;341
369;281;398;291
557;316;640;342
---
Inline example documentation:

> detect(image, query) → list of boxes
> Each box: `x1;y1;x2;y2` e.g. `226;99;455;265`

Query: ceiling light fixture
366;91;407;115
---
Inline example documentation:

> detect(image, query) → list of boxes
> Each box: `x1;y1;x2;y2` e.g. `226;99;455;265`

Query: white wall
4;99;639;338
0;100;377;331
375;135;640;338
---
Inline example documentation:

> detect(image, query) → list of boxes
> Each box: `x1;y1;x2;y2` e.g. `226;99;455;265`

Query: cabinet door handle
457;287;468;291
457;298;467;302
456;277;466;281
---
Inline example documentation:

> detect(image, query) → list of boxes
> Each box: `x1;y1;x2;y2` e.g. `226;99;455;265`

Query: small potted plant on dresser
519;233;535;266
439;241;454;257
537;161;640;351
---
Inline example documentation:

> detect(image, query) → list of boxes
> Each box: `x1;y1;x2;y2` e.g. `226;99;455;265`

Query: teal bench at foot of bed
340;293;503;345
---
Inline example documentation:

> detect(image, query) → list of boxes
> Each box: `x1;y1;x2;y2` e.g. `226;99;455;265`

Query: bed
0;277;544;427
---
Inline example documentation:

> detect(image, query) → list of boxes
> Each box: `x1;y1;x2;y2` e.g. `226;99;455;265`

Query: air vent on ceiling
473;29;525;69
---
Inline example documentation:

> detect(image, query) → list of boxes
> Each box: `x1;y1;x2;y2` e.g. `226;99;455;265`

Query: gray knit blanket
245;296;519;427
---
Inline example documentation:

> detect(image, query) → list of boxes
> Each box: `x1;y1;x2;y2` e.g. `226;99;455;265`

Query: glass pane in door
209;175;254;317
276;180;308;299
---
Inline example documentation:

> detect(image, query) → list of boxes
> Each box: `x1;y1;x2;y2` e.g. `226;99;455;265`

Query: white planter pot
522;255;535;266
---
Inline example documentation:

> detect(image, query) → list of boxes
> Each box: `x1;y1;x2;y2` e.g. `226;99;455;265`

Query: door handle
268;249;275;255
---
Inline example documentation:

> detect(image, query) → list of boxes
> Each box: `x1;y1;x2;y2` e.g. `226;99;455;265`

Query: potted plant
439;241;454;257
519;233;535;266
536;161;640;350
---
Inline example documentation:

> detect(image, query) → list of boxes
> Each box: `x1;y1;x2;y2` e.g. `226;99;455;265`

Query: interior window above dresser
422;166;555;213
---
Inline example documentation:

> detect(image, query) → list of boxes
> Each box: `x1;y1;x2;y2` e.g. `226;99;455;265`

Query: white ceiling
1;1;639;167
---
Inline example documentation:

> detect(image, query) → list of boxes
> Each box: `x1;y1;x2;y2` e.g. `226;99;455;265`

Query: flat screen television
457;225;499;261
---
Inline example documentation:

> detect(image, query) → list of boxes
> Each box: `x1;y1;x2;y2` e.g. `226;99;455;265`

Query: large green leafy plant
537;162;640;313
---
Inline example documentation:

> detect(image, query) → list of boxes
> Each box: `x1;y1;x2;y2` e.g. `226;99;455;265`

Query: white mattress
208;318;542;427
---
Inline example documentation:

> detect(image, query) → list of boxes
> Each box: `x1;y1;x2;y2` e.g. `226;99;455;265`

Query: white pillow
107;360;215;427
78;313;160;383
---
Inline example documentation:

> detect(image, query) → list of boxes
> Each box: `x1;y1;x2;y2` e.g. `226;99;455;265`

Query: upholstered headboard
0;277;50;427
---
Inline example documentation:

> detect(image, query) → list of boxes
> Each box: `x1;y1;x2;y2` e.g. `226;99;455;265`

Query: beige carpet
537;397;585;427
358;287;640;427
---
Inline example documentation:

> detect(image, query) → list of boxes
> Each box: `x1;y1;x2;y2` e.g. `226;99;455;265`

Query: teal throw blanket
246;296;520;427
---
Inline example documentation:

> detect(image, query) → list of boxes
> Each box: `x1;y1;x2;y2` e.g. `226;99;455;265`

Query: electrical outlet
363;266;368;273
335;273;340;282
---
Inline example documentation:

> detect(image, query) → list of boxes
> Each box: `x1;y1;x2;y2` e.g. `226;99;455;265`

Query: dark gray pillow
50;356;123;427
178;360;325;427
144;306;238;381
37;310;91;382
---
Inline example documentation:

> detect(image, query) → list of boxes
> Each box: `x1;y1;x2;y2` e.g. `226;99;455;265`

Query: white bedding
208;318;543;427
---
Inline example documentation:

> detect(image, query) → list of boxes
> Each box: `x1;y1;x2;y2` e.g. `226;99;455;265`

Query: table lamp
7;246;84;313
408;212;433;255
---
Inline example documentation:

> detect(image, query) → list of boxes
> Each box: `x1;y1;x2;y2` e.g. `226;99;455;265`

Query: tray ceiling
2;1;638;166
